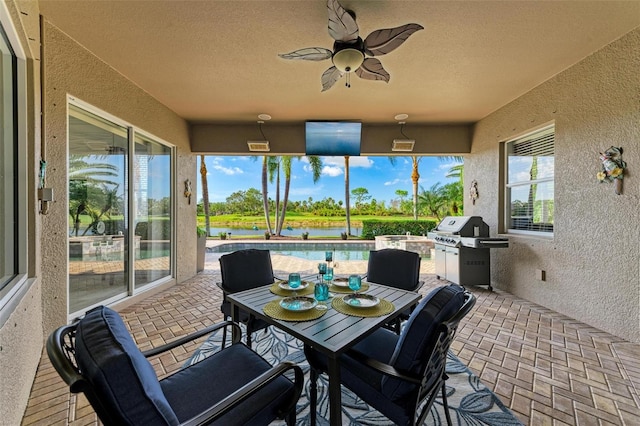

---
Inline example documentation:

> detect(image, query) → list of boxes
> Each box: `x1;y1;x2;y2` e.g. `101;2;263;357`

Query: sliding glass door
133;133;172;289
68;104;173;316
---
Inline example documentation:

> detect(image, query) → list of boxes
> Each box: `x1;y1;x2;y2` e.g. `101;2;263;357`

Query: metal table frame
227;282;421;426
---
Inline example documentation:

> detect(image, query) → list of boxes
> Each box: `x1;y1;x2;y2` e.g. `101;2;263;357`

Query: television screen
305;122;362;156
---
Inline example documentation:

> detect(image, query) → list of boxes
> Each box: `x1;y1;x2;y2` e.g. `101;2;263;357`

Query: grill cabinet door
434;243;447;279
445;246;460;284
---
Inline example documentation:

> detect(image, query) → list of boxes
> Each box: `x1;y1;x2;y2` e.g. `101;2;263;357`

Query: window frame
502;123;555;238
0;1;31;326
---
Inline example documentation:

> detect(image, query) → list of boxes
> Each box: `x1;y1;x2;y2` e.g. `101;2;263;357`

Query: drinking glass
323;267;334;284
348;275;362;295
317;262;327;275
288;273;301;296
325;251;333;262
314;281;329;310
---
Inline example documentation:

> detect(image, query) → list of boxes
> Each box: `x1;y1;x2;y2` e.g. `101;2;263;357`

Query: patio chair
218;249;275;348
366;248;423;333
304;284;476;426
47;305;303;426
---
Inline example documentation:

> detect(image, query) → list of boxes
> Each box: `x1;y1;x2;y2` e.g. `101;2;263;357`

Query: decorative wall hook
597;146;626;195
184;179;192;204
469;180;479;205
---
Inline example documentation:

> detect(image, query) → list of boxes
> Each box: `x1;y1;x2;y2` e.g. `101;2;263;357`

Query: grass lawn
199;213;425;229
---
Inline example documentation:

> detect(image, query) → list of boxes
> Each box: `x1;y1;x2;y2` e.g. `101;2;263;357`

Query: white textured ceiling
39;0;640;124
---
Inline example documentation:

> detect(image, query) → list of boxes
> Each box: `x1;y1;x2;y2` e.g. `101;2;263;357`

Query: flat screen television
305;121;362;156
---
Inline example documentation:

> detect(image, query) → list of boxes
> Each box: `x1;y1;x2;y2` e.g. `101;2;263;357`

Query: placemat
270;281;315;297
263;299;328;321
332;296;394;317
329;282;370;294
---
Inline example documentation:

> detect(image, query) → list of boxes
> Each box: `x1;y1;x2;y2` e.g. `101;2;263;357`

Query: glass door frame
67;96;176;319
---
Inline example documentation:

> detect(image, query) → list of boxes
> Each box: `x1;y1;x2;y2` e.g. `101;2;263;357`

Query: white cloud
350;156;374;168
207;157;245;175
212;164;244;175
322;165;343;177
437;161;463;171
384;178;402;186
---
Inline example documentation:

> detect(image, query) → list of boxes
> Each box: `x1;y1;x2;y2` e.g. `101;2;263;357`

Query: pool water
209;242;375;261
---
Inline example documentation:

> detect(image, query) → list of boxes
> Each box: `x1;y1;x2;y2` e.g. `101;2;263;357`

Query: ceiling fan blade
327;0;358;43
364;23;424;56
321;66;344;91
355;58;390;83
279;47;333;61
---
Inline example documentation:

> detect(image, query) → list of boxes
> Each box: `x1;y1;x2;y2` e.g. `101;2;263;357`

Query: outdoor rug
185;326;523;425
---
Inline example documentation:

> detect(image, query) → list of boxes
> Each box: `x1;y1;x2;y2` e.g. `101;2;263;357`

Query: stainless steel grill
427;216;508;291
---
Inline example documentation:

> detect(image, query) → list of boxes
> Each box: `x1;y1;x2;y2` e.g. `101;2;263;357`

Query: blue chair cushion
161;343;297;425
74;306;179;425
382;284;466;400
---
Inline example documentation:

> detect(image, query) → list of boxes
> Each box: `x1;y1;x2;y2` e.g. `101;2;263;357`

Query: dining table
227;279;422;426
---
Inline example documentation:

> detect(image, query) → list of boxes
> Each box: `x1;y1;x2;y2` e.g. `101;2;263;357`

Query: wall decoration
184;179;192;204
469;180;479;205
597;146;626;195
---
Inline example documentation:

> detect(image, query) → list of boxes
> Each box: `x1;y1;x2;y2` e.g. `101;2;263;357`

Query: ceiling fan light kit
278;0;423;91
332;47;364;73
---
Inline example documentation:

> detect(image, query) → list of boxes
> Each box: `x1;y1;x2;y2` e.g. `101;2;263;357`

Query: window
0;25;16;290
505;124;554;235
0;2;28;318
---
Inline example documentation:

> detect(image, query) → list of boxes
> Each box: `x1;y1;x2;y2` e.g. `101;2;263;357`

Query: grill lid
434;216;489;237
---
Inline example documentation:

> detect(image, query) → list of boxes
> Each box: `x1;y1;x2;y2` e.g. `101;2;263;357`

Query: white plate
331;277;350;287
343;294;380;308
280;296;318;311
278;281;310;291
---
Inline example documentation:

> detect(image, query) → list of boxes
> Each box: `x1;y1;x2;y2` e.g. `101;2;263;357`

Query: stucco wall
465;28;640;342
41;19;195;334
0;0;44;424
0;281;43;426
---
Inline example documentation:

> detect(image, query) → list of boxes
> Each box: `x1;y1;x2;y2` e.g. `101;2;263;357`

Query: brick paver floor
21;251;640;425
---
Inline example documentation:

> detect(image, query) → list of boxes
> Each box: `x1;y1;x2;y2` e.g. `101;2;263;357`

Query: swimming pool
208;242;376;261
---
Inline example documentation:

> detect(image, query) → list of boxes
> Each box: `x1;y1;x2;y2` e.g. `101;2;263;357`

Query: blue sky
197;156;462;205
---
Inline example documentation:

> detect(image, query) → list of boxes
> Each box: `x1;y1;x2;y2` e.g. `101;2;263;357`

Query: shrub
360;219;438;240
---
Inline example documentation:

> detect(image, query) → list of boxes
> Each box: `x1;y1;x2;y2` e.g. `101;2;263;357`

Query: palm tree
444;162;464;215
68;156;119;236
344;156;351;235
417;183;446;221
199;155;210;237
411;156;422;220
261;156;274;235
268;156;281;233
275;156;322;235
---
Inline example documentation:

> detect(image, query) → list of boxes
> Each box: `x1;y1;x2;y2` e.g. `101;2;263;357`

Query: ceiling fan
279;0;423;91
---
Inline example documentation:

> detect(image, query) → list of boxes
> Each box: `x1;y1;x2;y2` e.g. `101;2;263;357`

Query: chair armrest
142;321;241;358
181;360;304;426
46;324;86;393
346;349;422;385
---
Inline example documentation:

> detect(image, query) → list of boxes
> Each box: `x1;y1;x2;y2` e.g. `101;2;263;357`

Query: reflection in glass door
133;134;172;290
68;105;128;314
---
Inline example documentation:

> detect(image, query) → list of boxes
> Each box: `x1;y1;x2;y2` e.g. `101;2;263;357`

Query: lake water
209;226;363;238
